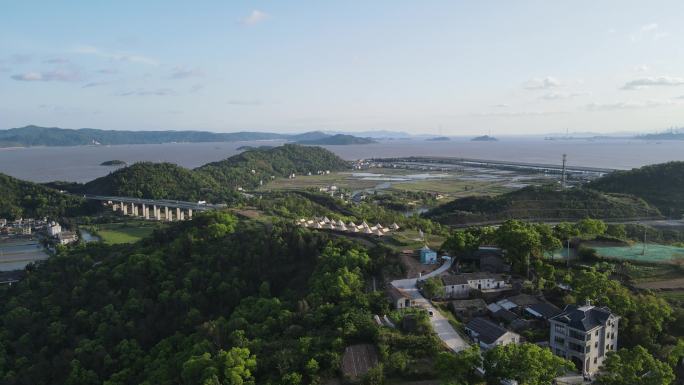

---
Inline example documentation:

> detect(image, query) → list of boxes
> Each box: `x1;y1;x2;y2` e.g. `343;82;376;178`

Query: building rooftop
442;272;504;286
550;304;617;331
507;293;541;307
526;302;562;319
466;317;509;344
386;286;410;302
450;298;487;310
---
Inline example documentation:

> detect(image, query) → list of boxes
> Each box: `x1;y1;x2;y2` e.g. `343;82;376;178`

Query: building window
569;329;586;341
568;342;583;353
594;357;598;364
555;324;566;335
555;336;565;345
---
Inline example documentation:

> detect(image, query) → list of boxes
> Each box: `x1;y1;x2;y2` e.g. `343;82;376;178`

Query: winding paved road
391;258;469;353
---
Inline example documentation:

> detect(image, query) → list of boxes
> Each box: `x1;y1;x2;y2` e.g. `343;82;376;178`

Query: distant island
427;136;451;141
635;131;684;141
100;160;127;166
296;134;375;145
471;135;498;142
0;125;373;148
236;145;275;151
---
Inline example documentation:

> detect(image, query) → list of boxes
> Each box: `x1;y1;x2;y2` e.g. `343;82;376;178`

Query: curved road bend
391;258;469;353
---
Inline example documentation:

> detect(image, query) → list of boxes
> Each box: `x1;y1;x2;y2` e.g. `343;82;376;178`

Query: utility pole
561;153;567;190
642;225;647;255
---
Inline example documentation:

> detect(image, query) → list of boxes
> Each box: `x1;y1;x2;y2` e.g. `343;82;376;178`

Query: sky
1;1;684;135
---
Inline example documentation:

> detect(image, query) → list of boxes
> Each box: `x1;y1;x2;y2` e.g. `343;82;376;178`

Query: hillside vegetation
425;186;660;225
82;162;228;202
0;173;89;219
79;145;349;202
197;144;349;189
0;126;372;147
589;161;684;217
296;134;375;145
0;213;416;385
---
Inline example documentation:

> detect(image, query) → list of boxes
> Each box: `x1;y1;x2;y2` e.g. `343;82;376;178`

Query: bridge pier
165;207;172;221
176;208;181;221
122;202;128;215
188;209;192;219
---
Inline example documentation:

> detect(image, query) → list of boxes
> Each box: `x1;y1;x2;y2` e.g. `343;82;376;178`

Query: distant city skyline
1;1;684;135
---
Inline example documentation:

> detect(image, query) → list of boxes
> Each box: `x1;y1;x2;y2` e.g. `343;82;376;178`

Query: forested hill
0;173;89;219
424;185;660;225
296;134;375;145
0;212;396;384
81;162;231;202
79;145;349;201
196;144;350;188
0;125;371;147
589;161;684;217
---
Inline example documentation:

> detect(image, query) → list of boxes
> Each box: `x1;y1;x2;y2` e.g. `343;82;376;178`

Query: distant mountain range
0;126;375;148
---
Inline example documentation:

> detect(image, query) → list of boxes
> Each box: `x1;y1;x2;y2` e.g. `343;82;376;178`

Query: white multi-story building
549;302;620;376
441;272;511;299
47;222;62;236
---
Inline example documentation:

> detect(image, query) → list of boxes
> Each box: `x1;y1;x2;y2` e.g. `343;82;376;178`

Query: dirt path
636;278;684;290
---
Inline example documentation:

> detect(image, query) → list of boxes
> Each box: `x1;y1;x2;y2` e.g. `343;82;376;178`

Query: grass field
92;222;162;244
385;229;445;251
262;168;520;198
592;243;684;264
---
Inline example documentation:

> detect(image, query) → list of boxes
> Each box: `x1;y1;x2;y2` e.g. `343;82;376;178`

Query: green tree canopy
595;346;674;385
482;343;573;385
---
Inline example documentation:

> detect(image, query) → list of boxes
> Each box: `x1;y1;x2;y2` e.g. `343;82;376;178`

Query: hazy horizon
2;1;684;135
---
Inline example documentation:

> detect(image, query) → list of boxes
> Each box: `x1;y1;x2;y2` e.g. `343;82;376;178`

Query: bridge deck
82;194;223;210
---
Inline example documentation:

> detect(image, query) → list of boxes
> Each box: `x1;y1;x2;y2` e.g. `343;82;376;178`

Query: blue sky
1;1;683;135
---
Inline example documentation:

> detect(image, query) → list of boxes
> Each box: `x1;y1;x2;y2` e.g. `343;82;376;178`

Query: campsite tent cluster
298;217;399;236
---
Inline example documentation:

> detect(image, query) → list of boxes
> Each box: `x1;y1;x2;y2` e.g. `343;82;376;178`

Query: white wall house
442;272;511;299
549;302;620;376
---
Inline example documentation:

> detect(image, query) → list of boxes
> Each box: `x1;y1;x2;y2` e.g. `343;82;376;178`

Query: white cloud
634;65;649;73
43;57;69;64
11;69;82;82
241;10;269;25
631;23;669;42
82;81;110;88
641;23;659;32
227;99;262;106
585;99;677;111
539;92;588;100
622;76;684;90
169;66;204;79
491;103;510;108
119;88;173;96
523;76;561;90
471;110;563;118
72;45;158;66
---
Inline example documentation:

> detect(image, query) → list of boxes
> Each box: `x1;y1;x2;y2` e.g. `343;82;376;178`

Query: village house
58;231;78;245
387;286;414;310
449;298;488;321
549;301;620;376
47;221;62;237
465;317;520;350
419;246;437;264
441;272;511;299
